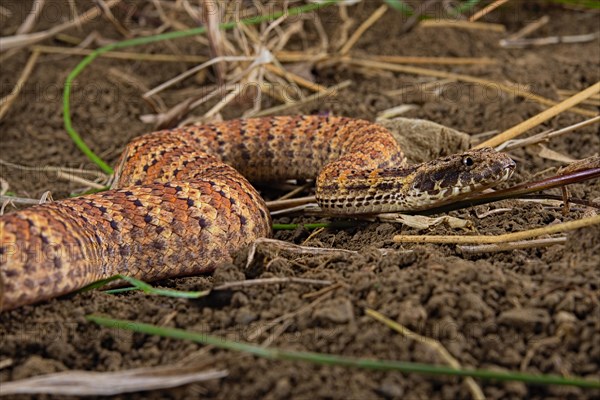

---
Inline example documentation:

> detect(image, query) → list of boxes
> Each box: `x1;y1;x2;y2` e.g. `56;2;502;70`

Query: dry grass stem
55;172;106;190
202;0;227;82
457;237;568;254
214;277;332;292
0;195;41;206
393;214;600;244
96;0;130;37
469;0;510;22
274;50;328;63
339;4;388;55
267;195;317;211
276;183;313;201
0;359;13;370
247;287;339;341
16;0;46;35
252;80;352;117
371;55;496;65
420;19;505;32
246;237;358;269
143;55;256;98
383;79;454;97
506;15;550;40
0;159;108;180
344;58;596;117
497;115;600;151
264;64;327;93
557;89;600;100
0;50;40;121
0;367;227;396
366;309;485;400
475;81;600;149
500;32;600;48
32;45;208;63
0;0;121;52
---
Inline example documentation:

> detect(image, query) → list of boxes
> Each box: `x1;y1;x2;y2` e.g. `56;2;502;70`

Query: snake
0;116;515;311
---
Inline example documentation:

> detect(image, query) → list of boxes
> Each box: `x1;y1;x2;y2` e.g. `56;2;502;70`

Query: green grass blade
78;274;210;298
63;1;338;174
272;220;359;230
452;0;482;15
86;315;600;389
383;0;414;15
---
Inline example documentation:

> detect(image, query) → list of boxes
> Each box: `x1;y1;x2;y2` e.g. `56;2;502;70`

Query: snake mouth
502;159;516;181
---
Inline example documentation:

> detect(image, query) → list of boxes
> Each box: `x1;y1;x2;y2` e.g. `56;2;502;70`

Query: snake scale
0;116;515;311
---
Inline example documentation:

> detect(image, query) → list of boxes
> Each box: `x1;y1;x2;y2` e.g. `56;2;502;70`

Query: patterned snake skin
0;116;515;311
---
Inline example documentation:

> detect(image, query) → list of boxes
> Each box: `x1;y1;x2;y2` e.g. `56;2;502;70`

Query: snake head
408;147;515;209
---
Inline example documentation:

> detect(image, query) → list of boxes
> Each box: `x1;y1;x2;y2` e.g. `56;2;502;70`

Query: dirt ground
1;1;599;399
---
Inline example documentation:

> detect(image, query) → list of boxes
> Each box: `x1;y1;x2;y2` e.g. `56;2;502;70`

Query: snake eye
462;156;474;167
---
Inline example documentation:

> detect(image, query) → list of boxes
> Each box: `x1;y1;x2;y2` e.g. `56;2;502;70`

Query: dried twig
0;0;121;52
246;237;359;269
469;0;510;22
339;4;388;55
371;55;496;65
0;367;227;396
419;19;505;32
393;215;600;244
497;115;600;151
457;237;568;254
366;309;485;400
344;58;597;117
505;15;550;40
16;0;46;35
252;80;352;117
214;277;332;291
0;50;40;121
500;32;600;48
475;81;600;149
32;45;208;63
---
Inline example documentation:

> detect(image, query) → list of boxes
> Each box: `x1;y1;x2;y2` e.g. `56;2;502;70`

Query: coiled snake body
0;116;515;311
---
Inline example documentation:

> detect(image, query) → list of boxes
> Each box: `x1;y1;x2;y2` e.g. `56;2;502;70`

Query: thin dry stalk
143;55;256;98
475;81;600;149
32;45;208;63
344;58;596;117
246;237;358;269
393;214;600;244
506;15;550;40
276;183;313;201
0;367;227;396
383;79;454;97
339;4;388;55
0;359;13;370
0;159;107;180
264;64;327;93
366;309;485;400
16;0;46;35
96;0;130;37
469;0;510;22
457;237;567;254
0;0;121;52
498;116;600;151
274;50;328;63
500;32;600;48
371;55;496;65
55;171;105;190
252;80;352;117
0;50;40;121
214;277;332;291
0;195;41;206
419;19;505;32
203;0;226;82
251;286;341;344
557;89;600;100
